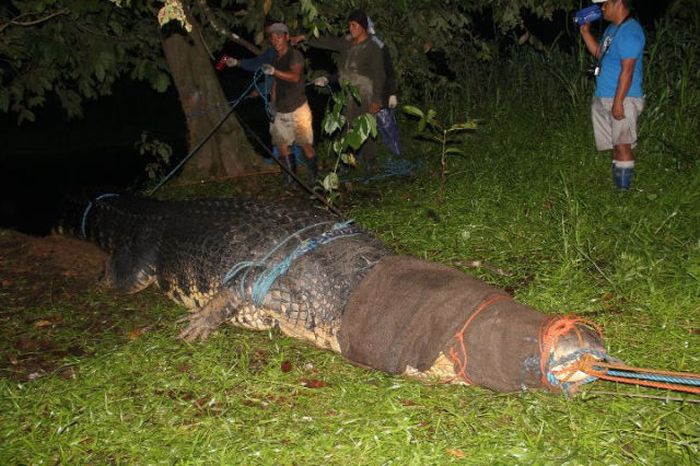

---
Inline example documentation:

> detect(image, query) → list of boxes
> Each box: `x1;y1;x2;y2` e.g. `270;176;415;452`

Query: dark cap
347;10;368;31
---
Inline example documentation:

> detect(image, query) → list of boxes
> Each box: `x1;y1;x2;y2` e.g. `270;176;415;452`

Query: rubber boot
612;161;634;190
292;144;303;167
306;156;319;184
281;154;296;187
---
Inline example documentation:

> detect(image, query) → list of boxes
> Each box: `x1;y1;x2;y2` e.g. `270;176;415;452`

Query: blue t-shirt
595;19;645;98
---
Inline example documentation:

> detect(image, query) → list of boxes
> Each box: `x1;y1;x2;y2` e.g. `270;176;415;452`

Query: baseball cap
267;22;289;34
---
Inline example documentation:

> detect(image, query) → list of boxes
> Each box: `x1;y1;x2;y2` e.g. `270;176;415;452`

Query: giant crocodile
59;195;607;393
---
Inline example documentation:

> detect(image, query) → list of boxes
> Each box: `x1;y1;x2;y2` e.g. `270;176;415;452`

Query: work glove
225;57;239;67
313;76;329;87
261;64;275;75
388;95;398;109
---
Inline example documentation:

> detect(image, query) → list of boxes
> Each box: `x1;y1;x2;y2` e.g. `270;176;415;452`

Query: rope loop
538;315;603;392
223;220;358;306
80;193;120;238
448;293;511;385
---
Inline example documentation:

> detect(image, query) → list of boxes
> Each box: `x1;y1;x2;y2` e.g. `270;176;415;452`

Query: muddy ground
0;229;170;382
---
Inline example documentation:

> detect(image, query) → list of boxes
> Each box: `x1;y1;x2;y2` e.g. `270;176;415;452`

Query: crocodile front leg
179;289;240;341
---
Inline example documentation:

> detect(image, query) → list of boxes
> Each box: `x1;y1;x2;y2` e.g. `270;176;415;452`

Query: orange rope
576;354;700;395
448;293;511;385
538;315;603;389
581;356;700;380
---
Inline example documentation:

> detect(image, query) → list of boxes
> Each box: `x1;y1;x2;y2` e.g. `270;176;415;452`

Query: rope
147;69;265;197
447;293;511;385
577;355;700;395
250;222;359;305
80;193;120;238
232;98;346;219
538;315;603;392
223;220;358;306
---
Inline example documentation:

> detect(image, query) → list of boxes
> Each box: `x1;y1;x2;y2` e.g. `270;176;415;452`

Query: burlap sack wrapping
339;256;549;392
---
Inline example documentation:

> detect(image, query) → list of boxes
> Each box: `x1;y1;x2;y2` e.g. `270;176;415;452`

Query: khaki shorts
270;102;314;147
591;97;644;151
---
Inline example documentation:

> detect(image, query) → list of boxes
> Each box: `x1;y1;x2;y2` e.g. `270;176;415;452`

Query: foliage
318;82;376;199
0;0;168;123
135;131;173;182
403;104;477;201
642;14;700;167
0;0;588;124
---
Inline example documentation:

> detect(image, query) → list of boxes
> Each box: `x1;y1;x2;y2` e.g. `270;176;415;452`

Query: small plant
403;105;477;201
319;81;377;201
135;131;173;183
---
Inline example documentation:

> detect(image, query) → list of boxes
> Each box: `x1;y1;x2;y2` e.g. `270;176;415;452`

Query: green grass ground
1;107;699;464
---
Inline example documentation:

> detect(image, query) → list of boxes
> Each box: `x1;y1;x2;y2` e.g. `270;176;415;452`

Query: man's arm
612;58;636;120
238;48;276;72
367;44;385;114
304;35;349;52
579;22;601;59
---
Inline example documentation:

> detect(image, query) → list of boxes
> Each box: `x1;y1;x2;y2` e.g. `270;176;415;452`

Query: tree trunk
160;14;271;183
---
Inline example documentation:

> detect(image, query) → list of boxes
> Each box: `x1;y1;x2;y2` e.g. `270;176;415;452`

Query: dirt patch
0;229;169;382
0;230;106;307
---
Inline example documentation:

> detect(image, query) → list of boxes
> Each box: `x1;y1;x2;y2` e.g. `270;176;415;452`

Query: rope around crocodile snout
539;317;700;395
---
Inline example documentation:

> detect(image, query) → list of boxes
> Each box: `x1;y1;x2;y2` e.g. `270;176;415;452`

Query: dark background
0;2;672;234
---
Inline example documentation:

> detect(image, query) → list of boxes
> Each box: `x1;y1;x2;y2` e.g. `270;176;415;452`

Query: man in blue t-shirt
580;0;645;189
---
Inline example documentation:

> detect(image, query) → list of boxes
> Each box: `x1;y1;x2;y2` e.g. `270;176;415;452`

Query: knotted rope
223;220;359;306
447;293;511;385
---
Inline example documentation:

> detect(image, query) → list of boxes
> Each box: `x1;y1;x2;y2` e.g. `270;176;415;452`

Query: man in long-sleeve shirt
293;10;385;175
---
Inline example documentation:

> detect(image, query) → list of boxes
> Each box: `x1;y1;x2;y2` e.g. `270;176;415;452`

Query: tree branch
0;9;70;34
194;0;262;55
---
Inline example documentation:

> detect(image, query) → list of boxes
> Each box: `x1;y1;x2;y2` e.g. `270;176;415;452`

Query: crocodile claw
179;313;219;341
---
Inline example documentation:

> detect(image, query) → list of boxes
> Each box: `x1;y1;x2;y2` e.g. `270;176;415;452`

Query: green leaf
153;73;170;92
444;147;465;156
323;112;344;135
332;139;345;155
340;153;357;166
353;114;376;142
402;105;424;118
322;172;339;191
345;130;363;150
449;121;478;131
426;109;439;127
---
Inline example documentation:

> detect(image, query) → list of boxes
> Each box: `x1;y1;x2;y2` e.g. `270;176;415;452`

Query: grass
2;17;700;463
2;107;699;464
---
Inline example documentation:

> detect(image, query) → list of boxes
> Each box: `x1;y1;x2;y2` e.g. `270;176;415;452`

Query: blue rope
544;348;610;395
602;369;700;387
80;193;120;238
251;68;274;122
222;220;337;286
251;223;359;305
223;220;358;306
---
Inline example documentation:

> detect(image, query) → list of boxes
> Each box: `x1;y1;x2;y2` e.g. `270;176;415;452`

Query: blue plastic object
573;4;602;26
376;108;402;156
